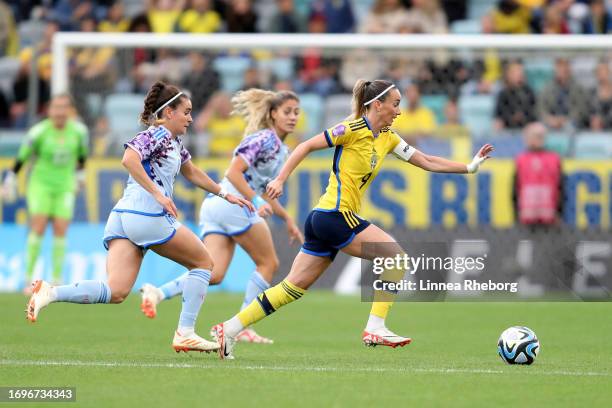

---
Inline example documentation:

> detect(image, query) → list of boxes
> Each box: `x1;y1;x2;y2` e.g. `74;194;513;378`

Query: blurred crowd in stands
1;0;612;159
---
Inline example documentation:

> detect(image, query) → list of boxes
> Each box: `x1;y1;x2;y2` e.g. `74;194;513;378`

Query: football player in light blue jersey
25;81;253;354
140;89;303;345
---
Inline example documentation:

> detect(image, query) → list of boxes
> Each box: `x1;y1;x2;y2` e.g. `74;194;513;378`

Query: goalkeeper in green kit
2;94;89;292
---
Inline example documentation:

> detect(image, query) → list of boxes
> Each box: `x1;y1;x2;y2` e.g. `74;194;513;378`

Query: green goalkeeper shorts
27;182;76;220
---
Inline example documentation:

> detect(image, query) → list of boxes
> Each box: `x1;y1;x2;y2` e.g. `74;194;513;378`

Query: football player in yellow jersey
212;79;493;359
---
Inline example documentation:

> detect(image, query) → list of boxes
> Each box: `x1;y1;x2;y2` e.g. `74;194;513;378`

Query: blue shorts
199;194;263;239
103;210;181;250
301;210;370;261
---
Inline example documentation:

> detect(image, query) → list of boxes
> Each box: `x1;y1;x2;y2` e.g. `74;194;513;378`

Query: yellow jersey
315;117;402;214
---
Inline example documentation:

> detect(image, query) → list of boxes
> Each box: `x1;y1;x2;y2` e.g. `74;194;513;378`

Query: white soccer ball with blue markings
497;326;540;365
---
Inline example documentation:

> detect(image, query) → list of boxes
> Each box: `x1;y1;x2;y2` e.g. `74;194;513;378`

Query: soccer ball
497;326;540;365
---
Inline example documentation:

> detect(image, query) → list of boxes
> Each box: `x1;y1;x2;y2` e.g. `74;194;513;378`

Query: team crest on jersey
370;149;378;169
332;124;346;137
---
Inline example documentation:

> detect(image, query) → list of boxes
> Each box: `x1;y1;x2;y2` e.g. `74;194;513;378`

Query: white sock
365;314;385;332
177;326;194;336
224;316;244;338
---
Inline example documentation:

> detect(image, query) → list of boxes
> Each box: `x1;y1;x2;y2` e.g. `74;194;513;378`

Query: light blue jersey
114;125;191;215
218;128;289;198
103;125;190;250
200;128;288;238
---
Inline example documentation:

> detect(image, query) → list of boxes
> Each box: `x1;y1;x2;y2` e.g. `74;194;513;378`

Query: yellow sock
369;265;403;319
370;301;393;319
236;279;305;327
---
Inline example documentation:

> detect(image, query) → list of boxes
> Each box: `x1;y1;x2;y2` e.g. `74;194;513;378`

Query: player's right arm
266;133;329;199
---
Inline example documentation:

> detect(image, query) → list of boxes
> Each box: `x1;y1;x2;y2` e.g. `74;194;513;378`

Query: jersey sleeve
180;145;192;164
75;122;90;158
386;130;403;154
125;131;162;161
323;120;356;147
17;122;44;162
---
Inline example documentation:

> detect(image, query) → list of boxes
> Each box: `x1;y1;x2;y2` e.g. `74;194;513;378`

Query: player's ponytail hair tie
153;92;184;118
363;85;395;106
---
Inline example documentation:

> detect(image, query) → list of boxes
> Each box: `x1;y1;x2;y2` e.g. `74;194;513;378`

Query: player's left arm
180;159;255;212
393;137;493;174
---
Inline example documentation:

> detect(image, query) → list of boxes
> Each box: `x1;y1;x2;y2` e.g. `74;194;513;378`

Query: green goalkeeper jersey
17;118;89;192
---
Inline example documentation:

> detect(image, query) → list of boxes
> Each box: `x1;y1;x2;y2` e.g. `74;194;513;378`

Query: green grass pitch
1;292;611;407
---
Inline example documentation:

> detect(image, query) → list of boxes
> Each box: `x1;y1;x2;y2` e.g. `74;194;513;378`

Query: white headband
153;91;184;117
363;85;395;106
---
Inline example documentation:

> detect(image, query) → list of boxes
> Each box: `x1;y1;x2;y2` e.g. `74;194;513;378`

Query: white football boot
140;283;163;319
172;330;219;353
25;280;55;323
236;327;274;344
212;323;236;360
362;327;412;348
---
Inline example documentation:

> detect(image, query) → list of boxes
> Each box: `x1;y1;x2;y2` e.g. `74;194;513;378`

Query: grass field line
1;359;610;377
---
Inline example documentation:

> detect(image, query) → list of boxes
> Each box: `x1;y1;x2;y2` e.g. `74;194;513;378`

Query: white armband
392;139;416;162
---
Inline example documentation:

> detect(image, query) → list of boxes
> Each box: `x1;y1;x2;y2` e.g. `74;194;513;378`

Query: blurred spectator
359;0;411;33
494;61;537;130
7;0;40;22
490;0;532;33
540;2;570;34
195;92;246;157
179;0;222;33
581;0;612;33
310;0;355;33
146;0;186;33
538;58;588;130
135;49;189;92
461;51;502;95
180;52;219;113
294;57;340;97
98;1;130;32
11;20;56;128
242;66;264;90
0;0;18;56
71;16;117;127
513;122;563;226
406;0;449;34
589;60;612;130
393;84;437;141
415;58;468;95
51;0;95;31
382;58;412;92
126;14;154;69
436;98;470;138
440;0;467;24
269;0;305;33
340;49;385;92
225;0;258;33
292;12;341;97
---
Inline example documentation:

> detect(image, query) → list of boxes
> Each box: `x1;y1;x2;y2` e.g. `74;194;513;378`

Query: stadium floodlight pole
51;32;612;94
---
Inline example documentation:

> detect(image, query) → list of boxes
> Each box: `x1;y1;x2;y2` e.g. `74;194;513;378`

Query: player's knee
187;257;214;272
257;255;279;277
109;288;130;304
209;271;224;285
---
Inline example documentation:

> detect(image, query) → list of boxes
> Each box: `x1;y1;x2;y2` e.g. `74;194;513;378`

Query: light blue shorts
199;194;263;239
103;210;181;250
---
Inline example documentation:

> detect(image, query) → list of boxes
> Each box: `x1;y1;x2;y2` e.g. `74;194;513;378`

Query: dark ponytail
139;81;186;126
351;79;395;119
